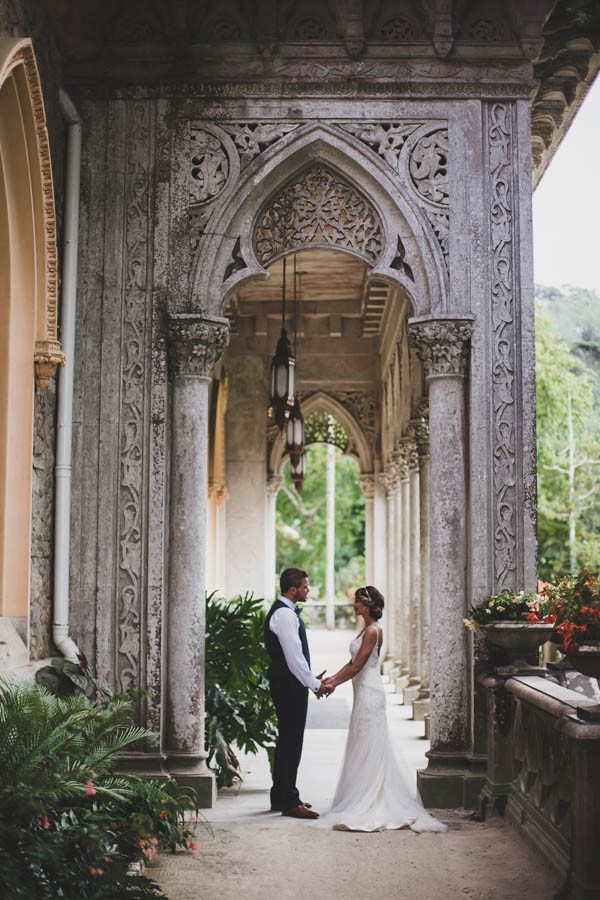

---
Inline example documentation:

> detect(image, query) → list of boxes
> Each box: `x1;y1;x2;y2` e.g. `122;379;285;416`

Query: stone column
393;443;410;678
265;474;282;602
406;434;421;700
409;316;475;808
412;404;431;721
381;467;398;671
325;444;336;630
165;313;229;807
358;473;376;585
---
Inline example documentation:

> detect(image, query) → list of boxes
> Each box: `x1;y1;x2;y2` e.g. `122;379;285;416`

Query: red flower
527;611;540;624
188;841;199;851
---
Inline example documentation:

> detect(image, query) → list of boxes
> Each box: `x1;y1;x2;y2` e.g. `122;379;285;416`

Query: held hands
315;670;335;699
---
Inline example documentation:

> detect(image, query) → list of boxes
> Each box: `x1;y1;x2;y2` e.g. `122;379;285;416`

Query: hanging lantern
269;257;295;429
290;450;306;494
285;396;304;458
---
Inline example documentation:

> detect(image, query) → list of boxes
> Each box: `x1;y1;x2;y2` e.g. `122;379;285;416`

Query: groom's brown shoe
282;805;320;819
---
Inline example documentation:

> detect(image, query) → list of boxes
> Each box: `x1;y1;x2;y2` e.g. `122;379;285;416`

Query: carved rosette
358;473;375;500
254;164;383;265
408;319;474;380
488;102;517;591
167;315;230;381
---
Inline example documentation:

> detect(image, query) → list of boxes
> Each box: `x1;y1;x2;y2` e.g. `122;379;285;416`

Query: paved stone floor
151;628;561;900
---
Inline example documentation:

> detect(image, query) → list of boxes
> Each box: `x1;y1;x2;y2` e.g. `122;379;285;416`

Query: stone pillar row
164;313;229;807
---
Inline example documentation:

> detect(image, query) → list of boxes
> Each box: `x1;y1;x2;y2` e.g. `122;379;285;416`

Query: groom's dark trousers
264;599;310;810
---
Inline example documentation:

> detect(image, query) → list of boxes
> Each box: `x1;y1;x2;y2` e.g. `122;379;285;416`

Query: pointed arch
191;122;448;319
0;38;63;618
269;391;373;476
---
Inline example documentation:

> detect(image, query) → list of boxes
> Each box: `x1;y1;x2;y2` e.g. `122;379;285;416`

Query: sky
533;73;600;293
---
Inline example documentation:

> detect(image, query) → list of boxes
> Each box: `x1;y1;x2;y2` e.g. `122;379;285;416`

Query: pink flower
85;780;96;795
89;867;104;876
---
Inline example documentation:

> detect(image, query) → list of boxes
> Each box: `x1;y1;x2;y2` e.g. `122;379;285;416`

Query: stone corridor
151;629;561;900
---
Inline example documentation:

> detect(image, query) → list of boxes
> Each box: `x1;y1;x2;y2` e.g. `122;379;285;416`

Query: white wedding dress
321;631;447;833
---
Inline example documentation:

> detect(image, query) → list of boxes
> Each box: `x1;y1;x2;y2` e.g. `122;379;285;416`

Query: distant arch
269;390;373;476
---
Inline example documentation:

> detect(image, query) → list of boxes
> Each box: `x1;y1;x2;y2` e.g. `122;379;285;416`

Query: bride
320;586;447;833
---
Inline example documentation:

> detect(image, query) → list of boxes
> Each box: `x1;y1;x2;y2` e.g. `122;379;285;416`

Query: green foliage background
275;443;365;601
535;284;600;579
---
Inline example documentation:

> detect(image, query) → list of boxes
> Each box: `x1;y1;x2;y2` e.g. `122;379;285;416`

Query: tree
275;441;365;600
536;305;600;578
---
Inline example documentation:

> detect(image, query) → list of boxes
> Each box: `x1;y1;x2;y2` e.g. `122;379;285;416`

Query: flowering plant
539;569;600;653
463;590;554;631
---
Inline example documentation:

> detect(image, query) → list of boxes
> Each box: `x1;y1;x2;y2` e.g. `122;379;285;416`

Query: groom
264;567;333;819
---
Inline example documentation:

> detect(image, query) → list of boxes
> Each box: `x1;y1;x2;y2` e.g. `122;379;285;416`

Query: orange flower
188;841;199;851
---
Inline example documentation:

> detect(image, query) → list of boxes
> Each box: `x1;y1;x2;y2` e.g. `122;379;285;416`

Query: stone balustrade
478;672;600;900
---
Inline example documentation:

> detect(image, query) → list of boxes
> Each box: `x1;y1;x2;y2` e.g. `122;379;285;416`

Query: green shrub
205;592;277;788
0;680;204;899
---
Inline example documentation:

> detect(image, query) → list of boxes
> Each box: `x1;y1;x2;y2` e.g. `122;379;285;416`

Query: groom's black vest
264;598;310;682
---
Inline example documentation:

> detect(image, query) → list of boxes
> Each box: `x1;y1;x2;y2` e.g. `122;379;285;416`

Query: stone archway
0;38;63;641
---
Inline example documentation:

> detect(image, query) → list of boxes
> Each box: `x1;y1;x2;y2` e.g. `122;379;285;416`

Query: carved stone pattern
513;700;571;841
190;125;229;204
254;164;383;265
489;102;517;591
358;474;375;499
332;390;377;446
408;416;430;460
167;316;230;379
223;236;247;282
221;123;299;168
408;320;473;378
409;129;449;206
117;102;151;696
467;19;507;42
404;433;420;471
493;687;514;737
338;122;449;271
379;466;400;496
14;45;60;347
304;409;349;453
338;122;421;169
379;17;419;41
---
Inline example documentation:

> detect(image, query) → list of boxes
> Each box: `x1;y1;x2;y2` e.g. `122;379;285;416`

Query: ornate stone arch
0;38;64;386
269;390;373;476
0;38;63;621
190;122;448;319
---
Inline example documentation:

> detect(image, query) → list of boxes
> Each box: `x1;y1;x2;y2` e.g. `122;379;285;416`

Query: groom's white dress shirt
269;595;321;692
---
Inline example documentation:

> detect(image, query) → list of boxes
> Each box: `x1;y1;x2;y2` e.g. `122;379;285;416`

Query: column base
412;695;430;721
403;682;421;706
116;752;169;779
417;752;486;809
165;753;217;808
476;777;512;819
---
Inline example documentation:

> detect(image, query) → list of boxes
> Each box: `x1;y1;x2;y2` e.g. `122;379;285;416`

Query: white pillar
408;439;421;686
382;467;398;665
265;474;282;602
325;444;336;629
165;314;229;807
359;473;375;584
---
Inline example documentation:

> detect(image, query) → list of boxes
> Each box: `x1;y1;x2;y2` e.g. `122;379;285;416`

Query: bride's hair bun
356;586;384;620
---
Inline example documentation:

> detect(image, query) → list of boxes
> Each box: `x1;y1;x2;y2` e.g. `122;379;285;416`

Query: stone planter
566;642;600;722
484;622;555;676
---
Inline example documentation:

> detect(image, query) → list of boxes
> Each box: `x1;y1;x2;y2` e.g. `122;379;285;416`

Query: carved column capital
408;415;430;462
358;473;375;500
408;317;474;380
34;340;66;389
379;466;400;496
167;314;229;381
392;441;411;480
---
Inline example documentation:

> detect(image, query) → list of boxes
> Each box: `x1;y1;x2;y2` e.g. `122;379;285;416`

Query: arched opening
275;434;365;629
0;40;62;645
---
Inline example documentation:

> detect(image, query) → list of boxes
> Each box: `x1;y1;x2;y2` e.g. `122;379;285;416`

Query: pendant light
290;449;307;494
269;255;295;429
